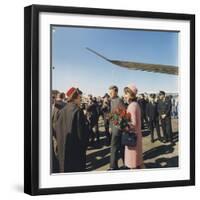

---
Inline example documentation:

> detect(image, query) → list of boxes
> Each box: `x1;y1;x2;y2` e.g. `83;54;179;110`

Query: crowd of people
51;85;178;173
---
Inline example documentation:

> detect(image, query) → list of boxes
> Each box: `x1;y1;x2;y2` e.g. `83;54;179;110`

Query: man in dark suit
108;85;124;170
101;94;111;145
138;94;148;129
157;91;174;145
146;94;162;143
86;96;99;145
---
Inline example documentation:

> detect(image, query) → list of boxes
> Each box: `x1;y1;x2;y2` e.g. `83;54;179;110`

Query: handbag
121;131;137;147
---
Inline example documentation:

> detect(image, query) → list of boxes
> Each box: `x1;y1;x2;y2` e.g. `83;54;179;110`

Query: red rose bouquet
110;106;133;132
110;106;137;147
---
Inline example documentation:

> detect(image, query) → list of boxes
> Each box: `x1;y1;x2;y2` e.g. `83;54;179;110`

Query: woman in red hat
55;87;89;173
123;84;143;169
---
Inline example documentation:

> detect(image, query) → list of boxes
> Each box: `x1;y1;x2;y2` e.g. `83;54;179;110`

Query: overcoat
55;102;88;172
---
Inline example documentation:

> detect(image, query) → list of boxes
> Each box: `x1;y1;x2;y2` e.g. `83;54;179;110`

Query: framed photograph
24;4;195;195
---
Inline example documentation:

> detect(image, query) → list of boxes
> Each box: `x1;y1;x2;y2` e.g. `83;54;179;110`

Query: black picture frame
24;4;195;196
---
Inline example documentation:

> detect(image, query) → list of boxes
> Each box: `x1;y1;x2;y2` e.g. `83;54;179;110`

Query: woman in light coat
123;84;143;169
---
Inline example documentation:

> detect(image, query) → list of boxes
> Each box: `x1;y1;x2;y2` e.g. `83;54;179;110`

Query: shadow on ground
143;131;179;168
144;156;178;168
86;130;179;171
142;129;151;137
86;131;111;171
86;147;110;171
143;144;175;160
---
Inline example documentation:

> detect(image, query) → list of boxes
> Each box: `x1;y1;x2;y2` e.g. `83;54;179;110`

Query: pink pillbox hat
127;84;138;95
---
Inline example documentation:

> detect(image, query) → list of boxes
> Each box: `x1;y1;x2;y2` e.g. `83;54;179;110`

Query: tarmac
86;117;178;171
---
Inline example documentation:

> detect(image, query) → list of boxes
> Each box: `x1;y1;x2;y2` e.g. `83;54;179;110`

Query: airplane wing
86;48;178;75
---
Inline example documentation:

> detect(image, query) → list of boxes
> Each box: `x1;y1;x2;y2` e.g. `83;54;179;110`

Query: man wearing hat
157;91;173;144
55;87;89;172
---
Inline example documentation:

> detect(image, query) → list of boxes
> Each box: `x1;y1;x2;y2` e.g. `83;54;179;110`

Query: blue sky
52;26;178;97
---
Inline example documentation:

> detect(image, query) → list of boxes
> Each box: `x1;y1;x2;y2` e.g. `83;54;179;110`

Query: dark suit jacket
138;98;148;117
146;101;159;120
157;99;172;117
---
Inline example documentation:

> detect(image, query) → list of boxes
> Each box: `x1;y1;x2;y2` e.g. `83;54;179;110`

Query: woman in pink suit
123;84;143;169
